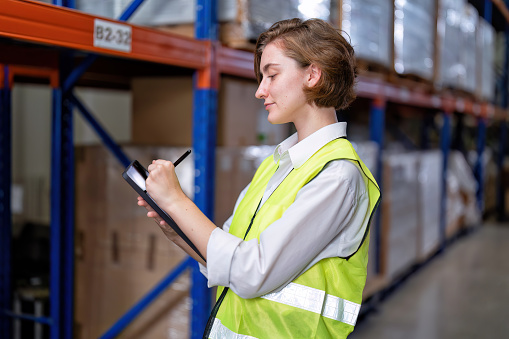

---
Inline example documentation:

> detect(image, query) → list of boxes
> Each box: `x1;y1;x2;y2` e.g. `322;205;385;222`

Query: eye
268;74;277;79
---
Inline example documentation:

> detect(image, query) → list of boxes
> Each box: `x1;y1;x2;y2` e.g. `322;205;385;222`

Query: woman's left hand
146;159;186;208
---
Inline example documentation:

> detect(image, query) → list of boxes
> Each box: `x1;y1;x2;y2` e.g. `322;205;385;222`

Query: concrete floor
350;222;509;339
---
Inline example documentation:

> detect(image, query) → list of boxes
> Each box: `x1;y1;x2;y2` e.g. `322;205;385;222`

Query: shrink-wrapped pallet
334;0;393;68
449;151;481;227
459;4;478;93
416;150;441;261
478;18;495;101
351;141;383;296
215;146;274;225
381;152;420;280
393;0;436;81
76;0;236;26
436;0;465;89
242;0;332;41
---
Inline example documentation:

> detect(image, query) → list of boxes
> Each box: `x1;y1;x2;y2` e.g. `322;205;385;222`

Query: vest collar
273;122;347;169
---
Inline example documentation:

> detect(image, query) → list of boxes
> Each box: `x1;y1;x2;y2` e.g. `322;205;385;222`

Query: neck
294;106;338;142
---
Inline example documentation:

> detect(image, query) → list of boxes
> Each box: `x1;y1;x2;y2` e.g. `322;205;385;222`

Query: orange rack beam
218;46;255;79
356;75;505;120
0;0;208;70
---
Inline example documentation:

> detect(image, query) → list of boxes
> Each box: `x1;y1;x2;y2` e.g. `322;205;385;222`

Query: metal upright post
49;54;74;339
470;0;493;217
369;96;385;275
474;117;486;214
50;86;63;339
497;3;509;221
439;111;452;251
192;0;217;337
0;65;12;339
60;57;75;339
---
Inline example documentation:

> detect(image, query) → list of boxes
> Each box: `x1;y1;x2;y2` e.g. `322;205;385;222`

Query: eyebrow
262;63;280;74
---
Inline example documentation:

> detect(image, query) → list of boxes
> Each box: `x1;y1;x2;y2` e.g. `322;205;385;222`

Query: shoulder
314;159;366;196
323;159;364;181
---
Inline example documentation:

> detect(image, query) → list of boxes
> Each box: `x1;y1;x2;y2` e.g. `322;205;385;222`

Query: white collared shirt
202;122;371;299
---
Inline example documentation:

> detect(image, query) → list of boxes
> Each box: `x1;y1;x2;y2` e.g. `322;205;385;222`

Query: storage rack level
0;0;218;338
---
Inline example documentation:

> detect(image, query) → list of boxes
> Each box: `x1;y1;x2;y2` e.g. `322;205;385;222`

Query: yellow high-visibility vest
209;138;380;339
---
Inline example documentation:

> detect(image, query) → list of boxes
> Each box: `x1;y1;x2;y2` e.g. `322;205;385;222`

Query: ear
306;64;322;88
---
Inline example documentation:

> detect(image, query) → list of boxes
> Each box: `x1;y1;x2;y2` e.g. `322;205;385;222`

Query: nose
255;80;267;99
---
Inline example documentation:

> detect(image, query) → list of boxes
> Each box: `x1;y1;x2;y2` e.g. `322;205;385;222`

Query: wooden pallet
220;22;257;51
147;22;258;51
356;59;391;81
388;72;435;94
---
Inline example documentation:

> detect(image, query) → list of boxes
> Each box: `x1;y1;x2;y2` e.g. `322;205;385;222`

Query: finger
147;211;159;218
152;159;170;165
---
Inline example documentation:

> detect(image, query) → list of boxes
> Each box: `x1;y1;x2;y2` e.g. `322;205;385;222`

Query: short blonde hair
254;18;358;110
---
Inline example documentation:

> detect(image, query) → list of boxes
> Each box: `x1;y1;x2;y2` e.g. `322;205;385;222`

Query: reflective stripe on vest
210;318;259;339
210;282;361;338
260;282;361;326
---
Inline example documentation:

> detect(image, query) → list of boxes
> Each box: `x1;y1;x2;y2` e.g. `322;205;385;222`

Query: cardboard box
132;76;288;147
75;145;193;339
132;77;194;146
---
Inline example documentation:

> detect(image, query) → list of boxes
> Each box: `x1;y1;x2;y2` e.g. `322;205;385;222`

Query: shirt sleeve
198;183;250;279
206;160;370;299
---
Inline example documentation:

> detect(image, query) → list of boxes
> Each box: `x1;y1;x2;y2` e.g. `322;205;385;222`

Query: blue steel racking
1;0;509;338
0;0;215;338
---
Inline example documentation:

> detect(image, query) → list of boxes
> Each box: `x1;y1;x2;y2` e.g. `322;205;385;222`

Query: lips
264;103;274;110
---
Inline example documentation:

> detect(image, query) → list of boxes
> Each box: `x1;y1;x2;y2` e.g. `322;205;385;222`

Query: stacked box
351;141;379;179
131;76;288;147
416;150;441;261
436;0;465;89
75;146;194;339
334;0;393;68
215;146;274;226
76;0;236;26
243;0;332;41
459;4;478;94
448;151;481;228
350;141;380;293
393;0;436;81
381;152;420;280
478;18;495;101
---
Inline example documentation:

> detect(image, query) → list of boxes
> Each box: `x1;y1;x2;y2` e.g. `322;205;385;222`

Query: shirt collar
272;122;347;168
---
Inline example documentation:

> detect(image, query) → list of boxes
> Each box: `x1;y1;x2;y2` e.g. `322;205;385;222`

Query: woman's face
255;43;309;125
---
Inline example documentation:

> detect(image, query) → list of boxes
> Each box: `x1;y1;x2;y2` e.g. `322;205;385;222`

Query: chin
267;114;287;125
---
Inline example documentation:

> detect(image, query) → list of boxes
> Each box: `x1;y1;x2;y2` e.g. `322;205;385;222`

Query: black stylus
173;149;191;167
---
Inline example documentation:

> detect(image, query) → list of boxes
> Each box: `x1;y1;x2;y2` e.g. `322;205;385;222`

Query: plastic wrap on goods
76;0;236;26
242;0;332;41
459;4;478;93
393;0;436;80
337;0;392;68
382;151;420;279
417;151;441;259
351;141;379;177
436;0;465;89
478;18;495;101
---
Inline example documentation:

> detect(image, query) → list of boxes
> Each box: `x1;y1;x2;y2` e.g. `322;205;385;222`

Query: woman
139;18;380;338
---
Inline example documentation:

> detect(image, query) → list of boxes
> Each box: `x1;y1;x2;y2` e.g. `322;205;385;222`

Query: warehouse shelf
1;0;508;339
0;1;217;339
215;45;508;120
0;0;208;70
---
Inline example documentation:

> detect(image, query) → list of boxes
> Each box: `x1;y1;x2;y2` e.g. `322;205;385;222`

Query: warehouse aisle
351;222;509;339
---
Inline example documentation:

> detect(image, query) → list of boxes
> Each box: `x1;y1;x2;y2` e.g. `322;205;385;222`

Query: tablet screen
126;161;148;191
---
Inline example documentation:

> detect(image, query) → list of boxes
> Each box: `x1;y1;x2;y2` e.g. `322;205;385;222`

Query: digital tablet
122;160;205;262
